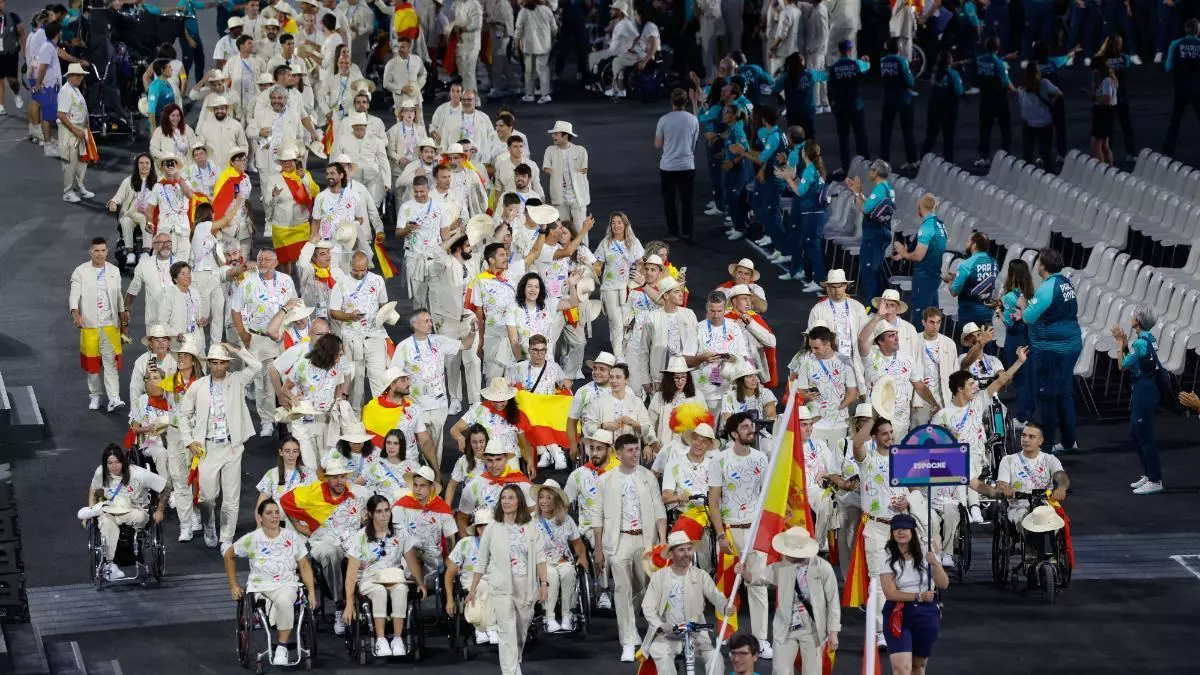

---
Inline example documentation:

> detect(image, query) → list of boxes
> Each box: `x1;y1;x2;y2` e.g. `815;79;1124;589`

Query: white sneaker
334;612;346;636
537;451;551;468
259;422;274;438
968;505;984;524
0;105;6;116
487;87;506;99
178;528;193;543
803;282;822;293
1155;52;1164;64
704;206;724;216
552;447;568;470
1130;476;1149;489
973;158;991;169
538;95;552;104
106;399;126;412
76;186;95;199
755;236;772;247
727;231;744;241
13;96;22;110
1131;54;1143;65
723;216;732;225
272;645;290;666
779;271;799;280
203;522;218;548
390;636;406;656
449;399;463;415
560;616;574;632
63;191;81;203
939;552;955;567
597;592;612;610
125;252;136;265
487;628;500;644
604;88;616;96
44;143;59;158
88;395;101;411
192;512;204;532
545;617;562;633
705;200;716;210
522;94;535;103
965;87;980;96
876;632;887;649
614;89;627;98
773;255;792;264
475;629;489;644
1083;57;1092;67
620;645;636;662
1133;481;1163;495
106;563;126;580
374;637;392;657
758;640;774;659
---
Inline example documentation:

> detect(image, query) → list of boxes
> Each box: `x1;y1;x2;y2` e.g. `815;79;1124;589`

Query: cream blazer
69;262;125;328
748;557;842;644
641;565;727;654
197;117;249;174
642;308;699;378
109;175;152;223
583;391;657;447
922;333;958;408
149;126;199;167
807;296;868;380
262;173;314;229
542;143;591;206
178;348;263;447
381;55;428;107
596;467;666;555
158;284;209;344
126;255;175;327
475;520;546;598
494;153;544;199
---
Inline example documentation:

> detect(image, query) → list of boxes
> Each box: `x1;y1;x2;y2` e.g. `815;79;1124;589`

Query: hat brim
140;333;172;347
820;277;853;286
585;359;616;369
871;296;910;314
773;540;819;558
340;434;374;444
480;387;517;402
728;264;761;282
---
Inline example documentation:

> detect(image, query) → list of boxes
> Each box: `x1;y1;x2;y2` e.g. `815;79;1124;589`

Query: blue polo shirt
793;163;826;212
1022;272;1082;353
828;56;870;111
862;181;895;235
1166;35;1200;95
914;215;947;277
952;251;998;307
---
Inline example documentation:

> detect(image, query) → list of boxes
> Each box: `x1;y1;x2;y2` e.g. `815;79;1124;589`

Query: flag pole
711;388;801;653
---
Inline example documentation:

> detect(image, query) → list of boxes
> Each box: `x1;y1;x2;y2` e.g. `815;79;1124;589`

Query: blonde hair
600;212;639;251
536;486;568;523
919;193;937;213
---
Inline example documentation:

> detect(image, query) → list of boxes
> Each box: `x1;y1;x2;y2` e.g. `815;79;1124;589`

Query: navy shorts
34;86;58;121
882;601;941;658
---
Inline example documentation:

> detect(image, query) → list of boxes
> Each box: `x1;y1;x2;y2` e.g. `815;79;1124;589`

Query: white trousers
436;314;481;405
193;270;225;345
344;335;389;413
930;502;962;555
257;585;299;631
493;585;534;675
806;51;829;108
119;214;152;252
600;289;628;360
489;33;518;92
310;537;347;605
249;334;280;426
98;509;149;560
198;441;243;543
523;52;551;97
837;503;862;578
649;633;717;675
359;579;409;620
423;406;449;465
610;533;649;646
456;40;480;93
290;416;330;469
551;200;588;233
728;526;768;641
773;623;823;675
807;487;835;549
555;316;587;378
166;431;196;530
87;332;121;401
59;129;87;193
544;560;577;619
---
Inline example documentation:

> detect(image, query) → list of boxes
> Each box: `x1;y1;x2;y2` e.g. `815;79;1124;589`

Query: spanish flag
313;265;337;289
482;466;531;485
361;395;412;448
1048;495;1075;570
282;17;298;34
80;326;123;373
464;270;507;313
669;504;709;542
796;641;837;675
749;396;813;566
714;526;740;638
842;513;870;608
280;481;358;532
275;170;319;264
725;310;778;387
322;124;335;157
373;234;399;279
187;450;203;505
562;306;580;328
513;389;572;448
395;493;454;553
212;165;246;220
392;1;419;39
634;648;657;675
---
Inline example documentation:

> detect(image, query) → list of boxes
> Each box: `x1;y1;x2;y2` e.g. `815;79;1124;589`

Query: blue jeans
799;209;828;282
1156;2;1181;53
910;271;940;322
984;0;1011;52
1068;2;1103;55
860;227;891;306
1130;377;1162;482
1023;2;1056;60
1004;325;1034;421
1033;346;1079;451
756;179;784;246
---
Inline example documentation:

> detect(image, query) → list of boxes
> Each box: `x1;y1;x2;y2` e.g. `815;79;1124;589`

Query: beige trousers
544;560;577;619
193;270;226;345
728;526;768;640
773;623;823;675
257;585;299;631
166;431;196;530
600;289;628;360
492;583;534;675
523;52;551;97
59;128;87;193
86;329;121;401
359;579;409;619
197;441;244;543
648;631;716;675
99;509;149;560
610;533;649;646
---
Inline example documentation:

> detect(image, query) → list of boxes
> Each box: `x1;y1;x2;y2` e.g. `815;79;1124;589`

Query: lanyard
381;459;403;486
816;357;833;381
106;478;124;500
953;405;972;434
705;320;727;345
348;274;368;299
411;336;434;359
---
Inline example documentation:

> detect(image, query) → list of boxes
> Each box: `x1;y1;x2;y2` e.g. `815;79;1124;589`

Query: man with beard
428;228;484;411
331;113;390;207
435;89;498;154
360;368;441;479
465;242;518;381
495;138;544;200
381;35;428;114
329;251;390;410
252;86;305;176
443;143;488;218
295;240;342;319
125;233;177;332
192;71;241;125
312;161;365;273
232;248;299;436
263;147;320;273
543;121;590;238
564;428;618;608
397;175;454;307
197;96;248;173
390;308;475;460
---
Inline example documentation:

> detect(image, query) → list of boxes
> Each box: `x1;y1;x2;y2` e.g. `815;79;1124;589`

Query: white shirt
90;464;167;511
36;41;61;88
932;390;990;457
789;352;858;426
57;83;87;125
330;272;389;339
232;272;299;332
282;356;347;413
233;528;308;591
390;335;462;410
996;451;1064;493
398;198;447;253
534;515;580;563
708;447;769;525
864;348;922;432
694;319;751;394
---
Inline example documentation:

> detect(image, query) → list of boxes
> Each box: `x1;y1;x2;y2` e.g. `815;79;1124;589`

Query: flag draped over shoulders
280;481;355;532
212;166;246;220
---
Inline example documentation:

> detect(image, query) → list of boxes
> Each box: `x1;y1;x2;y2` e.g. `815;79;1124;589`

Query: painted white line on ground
1169;554;1200;582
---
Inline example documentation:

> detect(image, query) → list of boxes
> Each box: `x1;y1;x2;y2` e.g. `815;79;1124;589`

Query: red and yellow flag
714;526;740;639
1048;495;1075;570
482;466;531;485
749;400;813;566
392;1;419;39
796;641;837;675
634;648;657;675
361;395;411;448
513;389;573;447
562;306;580;328
280;481;357;532
394;493;453;515
842;514;870;607
373;234;399;279
464;270;507;312
275;170;319;261
80;326;123;373
322;124;335;157
212;165;246;220
726;310;778;387
669;505;709;542
187;452;202;505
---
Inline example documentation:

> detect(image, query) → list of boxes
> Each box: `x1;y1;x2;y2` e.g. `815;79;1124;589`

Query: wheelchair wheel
351;597;373;665
406;587;424;661
236;596;254;669
910;44;927;79
1055;530;1072;588
298;597;317;667
1037;562;1057;605
576;566;593;636
88;522;104;589
955;504;972;576
990;519;1010;585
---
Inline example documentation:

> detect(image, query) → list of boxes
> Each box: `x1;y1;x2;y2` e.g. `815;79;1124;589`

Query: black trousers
880;101;918;165
660;169;696;238
978;91;1013;159
922;103;958;163
1023;123;1055;169
1164;93;1200;155
833;105;870;170
1114;96;1136;159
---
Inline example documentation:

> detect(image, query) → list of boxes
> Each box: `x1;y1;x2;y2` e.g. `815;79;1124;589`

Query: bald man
328;251;390;412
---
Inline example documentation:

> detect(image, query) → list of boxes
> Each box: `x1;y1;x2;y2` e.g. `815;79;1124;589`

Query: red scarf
481;400;508;417
483;468;530;485
394;493;453;515
726;310;779;387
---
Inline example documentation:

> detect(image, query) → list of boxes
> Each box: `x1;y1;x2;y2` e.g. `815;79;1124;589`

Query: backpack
868;196;895;226
1143;340;1183;413
816;179;834;208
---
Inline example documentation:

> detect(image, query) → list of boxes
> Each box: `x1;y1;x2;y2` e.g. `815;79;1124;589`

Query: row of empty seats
1134;148;1200;207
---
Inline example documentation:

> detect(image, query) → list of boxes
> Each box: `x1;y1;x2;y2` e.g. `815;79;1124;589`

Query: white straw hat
821;269;853;286
526;204;560;226
1022;505;1066;533
375;301;401;327
771;526;819;559
871;289;909;314
728;258;761;282
547;121;577;137
480;377;517;402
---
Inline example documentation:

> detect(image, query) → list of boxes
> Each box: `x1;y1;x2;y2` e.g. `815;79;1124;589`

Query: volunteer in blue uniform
878;37;918;173
827;39;870;170
772;53;826;141
776;141;829;290
721;104;754;241
698;78;729;217
1155;0;1183;64
847;160;895;306
1033;42;1072;164
921;51;964;163
947;231;998;329
1113;306;1165;495
1067;0;1102;64
747;106;788;258
1000;258;1036;423
974;37;1015;169
1163;19;1200;156
983;0;1011;52
892;193;946;322
1021;248;1082;455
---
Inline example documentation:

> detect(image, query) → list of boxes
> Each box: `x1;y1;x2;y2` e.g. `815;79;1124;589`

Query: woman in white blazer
106;154;157;263
467;485;548;675
158;261;209;353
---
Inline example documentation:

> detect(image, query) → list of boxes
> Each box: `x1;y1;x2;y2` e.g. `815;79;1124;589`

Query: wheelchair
112;211;145;275
594;51;669;103
446;577;479;661
345;579;428;664
236;590;317;672
990;492;1072;604
87;494;166;589
946;502;972;579
528;558;594;641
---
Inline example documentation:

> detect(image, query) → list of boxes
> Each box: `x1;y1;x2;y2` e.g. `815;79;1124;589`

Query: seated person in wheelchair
391;466;456;587
958;323;1005;377
564;428;616;609
630;5;660;72
981;422;1069;542
928;485;967;568
446;508;500;645
640;532;732;675
224;498;319;667
586;2;641;97
127;366;171;469
79;444;169;580
532;480;589;634
344;494;429;658
932;349;1028;525
280;456;366;637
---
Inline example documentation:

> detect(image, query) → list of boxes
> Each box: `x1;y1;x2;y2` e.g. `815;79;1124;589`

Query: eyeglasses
530;347;548;353
730;650;755;657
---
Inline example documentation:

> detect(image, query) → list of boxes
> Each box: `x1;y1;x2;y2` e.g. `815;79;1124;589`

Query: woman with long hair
880;514;949;675
718;363;778;432
1000;259;1036;423
150;103;198;167
1017;62;1061;170
447;424;491;506
255;435;316;511
1090;57;1118;165
772;52;820;140
468;485;548;675
594;212;644;361
323;423;376;483
647;357;706;456
84;444;169;580
505;273;558;362
343;494;428;658
281;334;349;468
106;154;158;263
363;430;415;500
777;141;829;290
921;51;963;164
532;481;587;633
